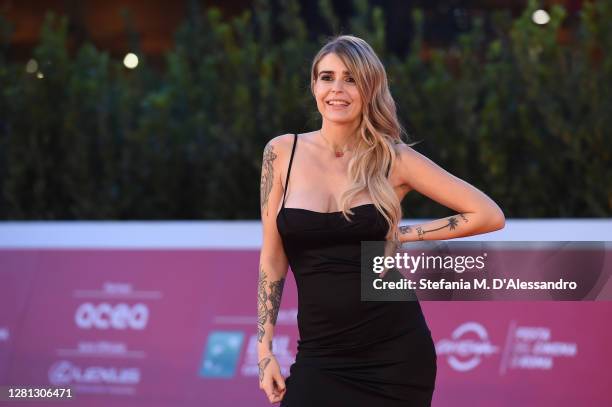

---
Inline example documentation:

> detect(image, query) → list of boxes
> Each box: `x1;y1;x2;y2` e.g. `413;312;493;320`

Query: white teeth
327;100;349;106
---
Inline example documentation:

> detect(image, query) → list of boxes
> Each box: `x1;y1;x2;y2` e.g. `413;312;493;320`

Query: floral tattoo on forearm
257;264;285;343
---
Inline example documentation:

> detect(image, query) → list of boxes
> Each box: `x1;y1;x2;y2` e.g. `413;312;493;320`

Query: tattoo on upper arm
260;143;277;216
459;213;469;223
257;264;286;343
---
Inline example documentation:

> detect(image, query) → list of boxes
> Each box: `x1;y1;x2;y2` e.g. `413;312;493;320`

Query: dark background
0;0;609;220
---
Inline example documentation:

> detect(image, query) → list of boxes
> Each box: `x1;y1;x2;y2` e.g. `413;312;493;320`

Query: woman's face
313;53;363;125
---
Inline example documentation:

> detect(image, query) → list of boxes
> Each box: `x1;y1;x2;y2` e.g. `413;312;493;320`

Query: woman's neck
320;121;360;150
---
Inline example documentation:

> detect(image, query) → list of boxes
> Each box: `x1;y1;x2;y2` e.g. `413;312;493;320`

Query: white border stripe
0;219;610;249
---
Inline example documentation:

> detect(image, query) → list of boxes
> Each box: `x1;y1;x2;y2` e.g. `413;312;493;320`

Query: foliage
0;0;609;220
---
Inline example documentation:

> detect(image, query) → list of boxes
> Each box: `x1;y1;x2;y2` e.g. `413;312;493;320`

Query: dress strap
281;134;298;209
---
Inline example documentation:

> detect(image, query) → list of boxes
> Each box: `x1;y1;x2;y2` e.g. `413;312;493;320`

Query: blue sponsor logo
200;331;244;378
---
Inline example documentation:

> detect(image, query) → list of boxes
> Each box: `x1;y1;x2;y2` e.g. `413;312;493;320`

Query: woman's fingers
265;373;286;404
269;392;283;403
262;378;284;403
259;358;286;404
267;387;284;403
273;373;286;393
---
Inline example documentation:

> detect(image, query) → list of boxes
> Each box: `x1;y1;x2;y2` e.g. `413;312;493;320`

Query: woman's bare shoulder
265;131;320;154
390;141;408;160
263;133;296;156
389;142;426;192
392;141;425;162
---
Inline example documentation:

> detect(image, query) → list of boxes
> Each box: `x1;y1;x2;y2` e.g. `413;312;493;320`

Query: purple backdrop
1;249;611;406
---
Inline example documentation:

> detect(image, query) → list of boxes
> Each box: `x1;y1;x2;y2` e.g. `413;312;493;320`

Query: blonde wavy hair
310;34;412;244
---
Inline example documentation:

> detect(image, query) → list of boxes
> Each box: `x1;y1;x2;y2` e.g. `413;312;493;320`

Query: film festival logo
500;324;577;374
436;322;498;372
200;329;296;379
200;331;245;379
200;309;298;379
435;322;578;374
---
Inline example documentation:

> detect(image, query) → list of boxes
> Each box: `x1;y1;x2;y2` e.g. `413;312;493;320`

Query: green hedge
0;0;610;220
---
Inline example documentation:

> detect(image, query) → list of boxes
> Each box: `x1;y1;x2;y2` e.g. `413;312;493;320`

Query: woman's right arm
258;134;291;404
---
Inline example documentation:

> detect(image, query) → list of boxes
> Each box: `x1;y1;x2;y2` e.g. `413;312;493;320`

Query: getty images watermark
360;241;612;301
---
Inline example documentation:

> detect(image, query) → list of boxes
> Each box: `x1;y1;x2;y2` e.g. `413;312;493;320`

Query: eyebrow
318;70;352;75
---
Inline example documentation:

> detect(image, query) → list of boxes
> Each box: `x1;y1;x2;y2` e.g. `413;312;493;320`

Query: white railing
0;219;610;249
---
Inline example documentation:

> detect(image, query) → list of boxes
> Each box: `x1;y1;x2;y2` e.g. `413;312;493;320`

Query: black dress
276;134;437;407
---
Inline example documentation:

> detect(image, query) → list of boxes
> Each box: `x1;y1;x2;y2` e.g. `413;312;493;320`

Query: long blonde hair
310;34;410;244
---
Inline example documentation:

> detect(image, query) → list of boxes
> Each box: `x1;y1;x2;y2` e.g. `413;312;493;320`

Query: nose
331;78;345;93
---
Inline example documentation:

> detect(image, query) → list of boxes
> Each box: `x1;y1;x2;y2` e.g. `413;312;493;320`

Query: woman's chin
321;113;360;124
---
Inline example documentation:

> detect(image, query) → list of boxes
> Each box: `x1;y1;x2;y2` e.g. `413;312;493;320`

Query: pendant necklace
320;129;353;158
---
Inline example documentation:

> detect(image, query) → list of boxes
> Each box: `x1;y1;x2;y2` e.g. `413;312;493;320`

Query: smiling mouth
326;100;350;107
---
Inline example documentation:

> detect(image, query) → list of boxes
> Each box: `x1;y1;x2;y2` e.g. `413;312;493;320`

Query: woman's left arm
395;144;505;242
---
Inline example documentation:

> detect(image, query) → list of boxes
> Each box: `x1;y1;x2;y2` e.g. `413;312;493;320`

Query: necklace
319;129;353;158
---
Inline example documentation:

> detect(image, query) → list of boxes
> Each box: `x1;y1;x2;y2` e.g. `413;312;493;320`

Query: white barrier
0;219;610;249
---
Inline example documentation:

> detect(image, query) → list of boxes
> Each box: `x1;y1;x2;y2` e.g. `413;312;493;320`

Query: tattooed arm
395;144;505;242
399;213;474;242
257;135;292;403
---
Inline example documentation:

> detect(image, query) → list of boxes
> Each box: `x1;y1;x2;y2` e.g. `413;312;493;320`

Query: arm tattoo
258;356;272;382
257;265;269;342
257;264;285;343
416;216;460;240
267;278;285;325
399;225;413;234
260;143;277;216
416;226;424;240
459;213;469;223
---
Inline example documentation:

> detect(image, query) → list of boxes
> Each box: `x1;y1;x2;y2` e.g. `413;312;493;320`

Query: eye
345;77;355;83
320;75;332;81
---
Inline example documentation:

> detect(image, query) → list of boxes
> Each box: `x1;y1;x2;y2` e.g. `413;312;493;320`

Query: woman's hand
258;354;286;404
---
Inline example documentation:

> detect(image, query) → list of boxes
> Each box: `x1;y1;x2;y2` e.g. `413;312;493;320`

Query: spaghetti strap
281;133;298;209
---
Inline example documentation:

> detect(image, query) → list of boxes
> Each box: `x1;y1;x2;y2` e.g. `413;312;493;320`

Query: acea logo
200;331;244;378
75;302;149;330
436;322;499;372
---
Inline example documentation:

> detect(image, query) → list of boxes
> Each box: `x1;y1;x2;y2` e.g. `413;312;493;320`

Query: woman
257;35;504;406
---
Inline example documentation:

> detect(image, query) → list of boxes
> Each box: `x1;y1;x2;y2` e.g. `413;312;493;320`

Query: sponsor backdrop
1;244;611;406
